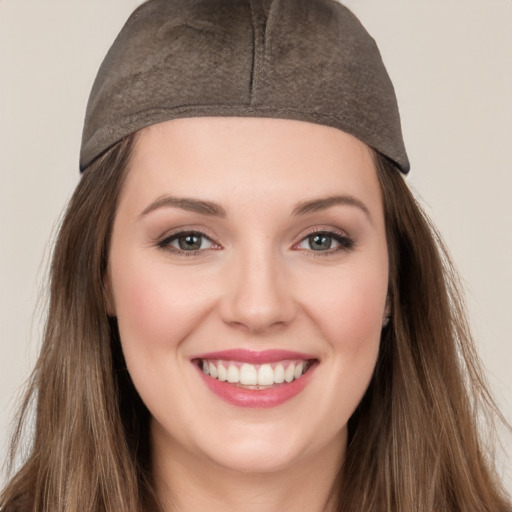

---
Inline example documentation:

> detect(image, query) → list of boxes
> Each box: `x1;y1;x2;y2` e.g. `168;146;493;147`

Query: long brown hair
1;138;510;511
1;135;159;512
335;154;511;511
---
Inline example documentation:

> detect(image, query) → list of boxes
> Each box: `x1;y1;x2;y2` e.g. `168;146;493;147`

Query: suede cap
80;0;410;173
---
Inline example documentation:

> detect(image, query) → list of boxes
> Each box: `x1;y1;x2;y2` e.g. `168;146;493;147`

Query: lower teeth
232;382;286;390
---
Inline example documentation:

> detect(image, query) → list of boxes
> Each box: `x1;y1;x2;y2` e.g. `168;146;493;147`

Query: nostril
217;258;297;332
221;298;297;334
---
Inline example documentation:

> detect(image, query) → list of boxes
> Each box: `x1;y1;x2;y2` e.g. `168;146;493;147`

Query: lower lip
195;362;317;408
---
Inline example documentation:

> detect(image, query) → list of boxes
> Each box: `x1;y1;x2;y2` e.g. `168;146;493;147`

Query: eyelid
292;227;355;253
153;225;355;256
156;228;222;254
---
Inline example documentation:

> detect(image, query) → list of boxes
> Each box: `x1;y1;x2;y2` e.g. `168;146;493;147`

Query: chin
204;437;306;474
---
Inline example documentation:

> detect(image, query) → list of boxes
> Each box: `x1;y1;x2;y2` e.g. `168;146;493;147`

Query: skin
106;117;389;512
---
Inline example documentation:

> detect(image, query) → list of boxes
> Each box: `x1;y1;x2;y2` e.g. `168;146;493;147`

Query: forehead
122;117;382;214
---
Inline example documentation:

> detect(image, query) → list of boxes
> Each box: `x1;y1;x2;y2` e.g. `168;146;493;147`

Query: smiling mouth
194;358;316;389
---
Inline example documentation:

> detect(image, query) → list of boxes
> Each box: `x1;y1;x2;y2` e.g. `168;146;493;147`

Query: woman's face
107;117;389;475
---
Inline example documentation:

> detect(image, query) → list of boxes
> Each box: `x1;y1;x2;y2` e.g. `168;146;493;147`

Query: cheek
109;253;215;358
304;261;388;351
326;276;384;374
298;253;387;406
310;266;386;418
108;253;222;429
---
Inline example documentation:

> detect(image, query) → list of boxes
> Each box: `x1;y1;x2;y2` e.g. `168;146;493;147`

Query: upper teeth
201;360;308;386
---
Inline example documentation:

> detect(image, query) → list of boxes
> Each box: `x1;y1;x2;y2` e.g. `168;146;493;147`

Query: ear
382;296;391;328
103;270;116;317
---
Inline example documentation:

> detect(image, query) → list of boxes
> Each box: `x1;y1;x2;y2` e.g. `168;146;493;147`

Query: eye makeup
155;227;356;258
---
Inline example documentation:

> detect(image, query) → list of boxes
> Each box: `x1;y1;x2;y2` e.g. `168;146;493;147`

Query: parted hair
1;136;510;512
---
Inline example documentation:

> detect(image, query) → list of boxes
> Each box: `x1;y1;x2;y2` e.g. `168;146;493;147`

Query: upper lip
191;349;316;364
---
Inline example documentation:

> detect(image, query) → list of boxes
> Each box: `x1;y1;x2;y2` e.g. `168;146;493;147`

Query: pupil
179;234;201;250
310;234;331;251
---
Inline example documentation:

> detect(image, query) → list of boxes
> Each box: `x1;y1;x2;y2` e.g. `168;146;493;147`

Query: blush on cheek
113;260;219;355
310;278;386;350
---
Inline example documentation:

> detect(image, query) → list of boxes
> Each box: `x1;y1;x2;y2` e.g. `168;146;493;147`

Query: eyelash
295;228;355;255
157;228;355;256
157;229;218;257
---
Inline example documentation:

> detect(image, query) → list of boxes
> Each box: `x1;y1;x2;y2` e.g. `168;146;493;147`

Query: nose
219;246;297;335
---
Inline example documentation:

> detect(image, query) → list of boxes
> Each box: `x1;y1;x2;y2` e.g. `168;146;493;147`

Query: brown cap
80;0;409;173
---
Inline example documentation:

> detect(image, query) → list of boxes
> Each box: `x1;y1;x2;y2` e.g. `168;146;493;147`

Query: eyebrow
139;195;227;218
292;195;371;220
139;194;371;221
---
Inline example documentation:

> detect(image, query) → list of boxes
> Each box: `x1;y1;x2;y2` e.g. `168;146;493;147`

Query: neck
151;423;345;512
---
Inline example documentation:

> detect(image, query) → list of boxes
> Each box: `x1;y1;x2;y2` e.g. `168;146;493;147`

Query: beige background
1;0;511;491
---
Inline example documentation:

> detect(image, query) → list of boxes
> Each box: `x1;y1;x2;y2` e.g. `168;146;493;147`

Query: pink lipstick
193;348;315;364
192;349;318;408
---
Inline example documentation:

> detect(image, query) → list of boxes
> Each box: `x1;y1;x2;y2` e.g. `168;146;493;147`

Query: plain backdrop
1;0;511;492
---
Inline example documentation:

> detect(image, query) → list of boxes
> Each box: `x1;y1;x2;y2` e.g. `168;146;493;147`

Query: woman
1;0;510;511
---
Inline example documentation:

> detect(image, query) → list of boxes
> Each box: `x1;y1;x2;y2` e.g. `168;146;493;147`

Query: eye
296;230;354;253
158;231;217;253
